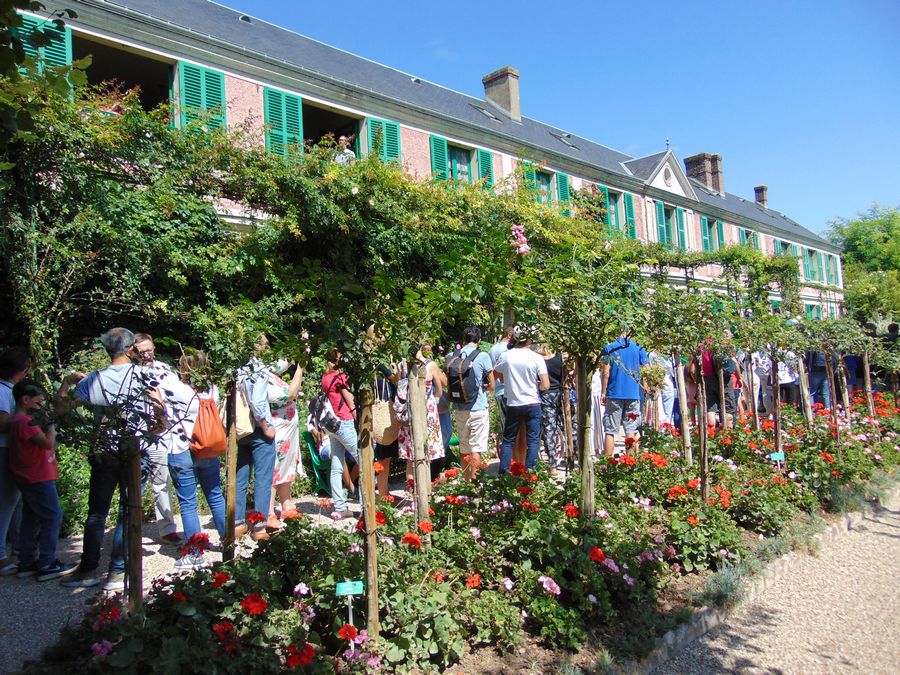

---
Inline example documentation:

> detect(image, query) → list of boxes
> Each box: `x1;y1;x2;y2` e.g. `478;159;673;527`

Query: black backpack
444;348;482;405
308;394;341;434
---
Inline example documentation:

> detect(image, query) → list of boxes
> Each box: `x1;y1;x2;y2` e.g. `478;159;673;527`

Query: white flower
351;186;359;194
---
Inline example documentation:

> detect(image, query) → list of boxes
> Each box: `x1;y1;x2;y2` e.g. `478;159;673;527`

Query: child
9;379;77;581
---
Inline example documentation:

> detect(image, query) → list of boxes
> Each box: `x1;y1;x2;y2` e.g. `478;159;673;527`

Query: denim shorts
602;398;641;435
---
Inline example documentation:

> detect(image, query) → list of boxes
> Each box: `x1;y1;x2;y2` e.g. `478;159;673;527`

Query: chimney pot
754;184;768;208
482;66;521;121
684;152;724;195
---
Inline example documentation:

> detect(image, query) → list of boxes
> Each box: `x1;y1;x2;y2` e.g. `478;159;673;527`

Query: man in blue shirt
600;333;649;456
451;327;495;480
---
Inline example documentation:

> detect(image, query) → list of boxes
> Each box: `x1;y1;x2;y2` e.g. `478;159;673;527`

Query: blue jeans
235;429;276;527
328;420;358;513
82;457;125;574
16;480;62;569
500;404;542;472
168;452;226;539
808;371;831;408
0;446;22;560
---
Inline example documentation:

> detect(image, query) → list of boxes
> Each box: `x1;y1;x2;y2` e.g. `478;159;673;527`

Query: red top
9;413;58;483
321;370;354;420
700;349;715;377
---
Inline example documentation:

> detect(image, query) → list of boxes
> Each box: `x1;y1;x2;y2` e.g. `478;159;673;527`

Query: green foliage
691;565;744;609
54;443;90;536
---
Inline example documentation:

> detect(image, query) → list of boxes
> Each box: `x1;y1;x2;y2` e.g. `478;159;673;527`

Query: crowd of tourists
0;321;895;591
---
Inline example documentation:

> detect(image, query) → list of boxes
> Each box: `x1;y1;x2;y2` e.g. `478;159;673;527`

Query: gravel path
654;497;900;675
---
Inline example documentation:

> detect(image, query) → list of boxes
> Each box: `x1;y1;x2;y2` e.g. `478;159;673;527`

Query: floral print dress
268;372;305;485
397;372;445;462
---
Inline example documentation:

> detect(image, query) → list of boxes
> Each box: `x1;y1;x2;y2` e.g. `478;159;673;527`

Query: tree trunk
674;355;693;465
824;350;839;443
407;362;431;525
717;364;728;429
223;388;238;563
696;366;709;501
771;351;783;461
356;389;381;635
125;438;143;612
562;382;574;469
862;350;876;418
575;357;594;520
797;359;814;427
836;355;851;417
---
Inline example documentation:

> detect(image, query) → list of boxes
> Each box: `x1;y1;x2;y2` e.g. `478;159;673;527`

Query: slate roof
93;0;832;249
622;152;668;180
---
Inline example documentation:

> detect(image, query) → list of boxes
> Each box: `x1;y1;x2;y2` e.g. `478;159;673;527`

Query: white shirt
0;379;14;448
171;385;221;455
493;347;548;407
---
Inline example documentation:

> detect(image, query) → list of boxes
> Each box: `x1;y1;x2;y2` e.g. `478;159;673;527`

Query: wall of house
224;74;264;145
399;126;431;179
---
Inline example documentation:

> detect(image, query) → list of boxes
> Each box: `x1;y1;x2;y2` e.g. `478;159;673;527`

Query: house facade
20;0;843;317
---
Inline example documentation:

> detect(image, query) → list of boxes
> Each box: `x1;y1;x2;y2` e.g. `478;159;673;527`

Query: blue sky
225;0;899;236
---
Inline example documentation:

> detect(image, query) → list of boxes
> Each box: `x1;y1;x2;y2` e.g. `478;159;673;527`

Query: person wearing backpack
446;328;494;480
321;348;360;520
166;350;227;570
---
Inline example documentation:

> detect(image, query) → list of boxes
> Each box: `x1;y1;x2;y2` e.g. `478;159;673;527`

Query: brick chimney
684;152;724;194
482;66;521;121
754;184;768;208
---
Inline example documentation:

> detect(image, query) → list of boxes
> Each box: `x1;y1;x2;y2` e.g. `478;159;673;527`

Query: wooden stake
575;357;594;520
797;357;814;427
717;364;728;429
223;387;238;562
125;438;143;612
562;380;574;468
862;350;876;419
836;355;851;416
696;366;709;501
357;389;380;635
407;362;431;526
746;357;760;431
771;350;783;460
824;351;839;442
674;356;693;465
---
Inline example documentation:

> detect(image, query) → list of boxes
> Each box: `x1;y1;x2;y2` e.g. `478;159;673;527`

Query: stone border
617;483;900;674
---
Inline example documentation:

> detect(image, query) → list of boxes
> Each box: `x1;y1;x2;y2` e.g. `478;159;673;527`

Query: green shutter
676;208;687;249
264;87;303;155
801;248;812;280
557;173;571;216
623;193;636;239
600;186;611;227
739;228;748;245
753;232;760;250
655;201;667;245
701;216;711;251
430;135;449;180
178;62;226;130
815;305;822;319
14;13;72;72
805;304;814;319
476;149;494;188
816;251;825;283
791;244;800;279
523;162;537;197
716;219;725;250
367;118;401;162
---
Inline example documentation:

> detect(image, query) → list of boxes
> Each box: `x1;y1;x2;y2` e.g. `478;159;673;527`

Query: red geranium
172;591;187;602
621;454;636;466
624;436;636;448
246;511;265;525
180;532;211;557
668;484;688;499
520;499;539;512
240;593;268;616
375;511;387;526
432;572;445;582
285;643;315;667
509;461;526;476
444;468;460;479
820;451;835;464
418;521;433;534
517;485;533;495
831;469;839;477
373;460;385;474
649;453;668;468
687;478;701;489
563;502;580;518
465;573;481;588
211;572;230;588
687;515;700;526
588;546;606;563
401;531;423;549
337;624;358;641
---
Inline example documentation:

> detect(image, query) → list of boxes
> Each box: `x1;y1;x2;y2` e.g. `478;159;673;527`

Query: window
825;254;839;286
476;149;494;188
264;87;303;156
739;228;760;250
700;216;724;251
773;239;793;256
802;247;824;282
448;146;471;182
367;117;401;162
177;61;226;130
524;164;553;204
429;135;472;182
655;202;675;249
600;187;620;231
805;303;822;320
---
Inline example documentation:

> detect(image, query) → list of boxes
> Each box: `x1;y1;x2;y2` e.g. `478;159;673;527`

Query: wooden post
696;366;709;501
124;438;143;612
356;389;380;635
717;364;728;429
562;380;574;468
674;355;693;465
575;357;594;520
771;351;783;459
837;355;851;417
797;357;814;427
862;350;876;419
746;357;760;431
407;362;431;526
223;387;238;562
824;350;839;442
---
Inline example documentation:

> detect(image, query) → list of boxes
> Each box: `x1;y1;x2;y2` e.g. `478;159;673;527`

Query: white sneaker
103;571;125;592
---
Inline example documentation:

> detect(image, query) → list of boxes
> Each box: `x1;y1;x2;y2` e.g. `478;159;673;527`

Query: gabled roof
88;0;835;251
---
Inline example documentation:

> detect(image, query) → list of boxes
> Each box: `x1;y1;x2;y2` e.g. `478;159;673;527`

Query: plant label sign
335;580;364;596
769;451;785;462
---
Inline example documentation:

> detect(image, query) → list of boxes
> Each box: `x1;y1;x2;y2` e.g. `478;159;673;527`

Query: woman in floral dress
397;345;445;484
268;360;305;524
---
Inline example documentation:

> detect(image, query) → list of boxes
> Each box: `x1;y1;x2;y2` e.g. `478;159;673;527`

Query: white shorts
454;409;490;455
